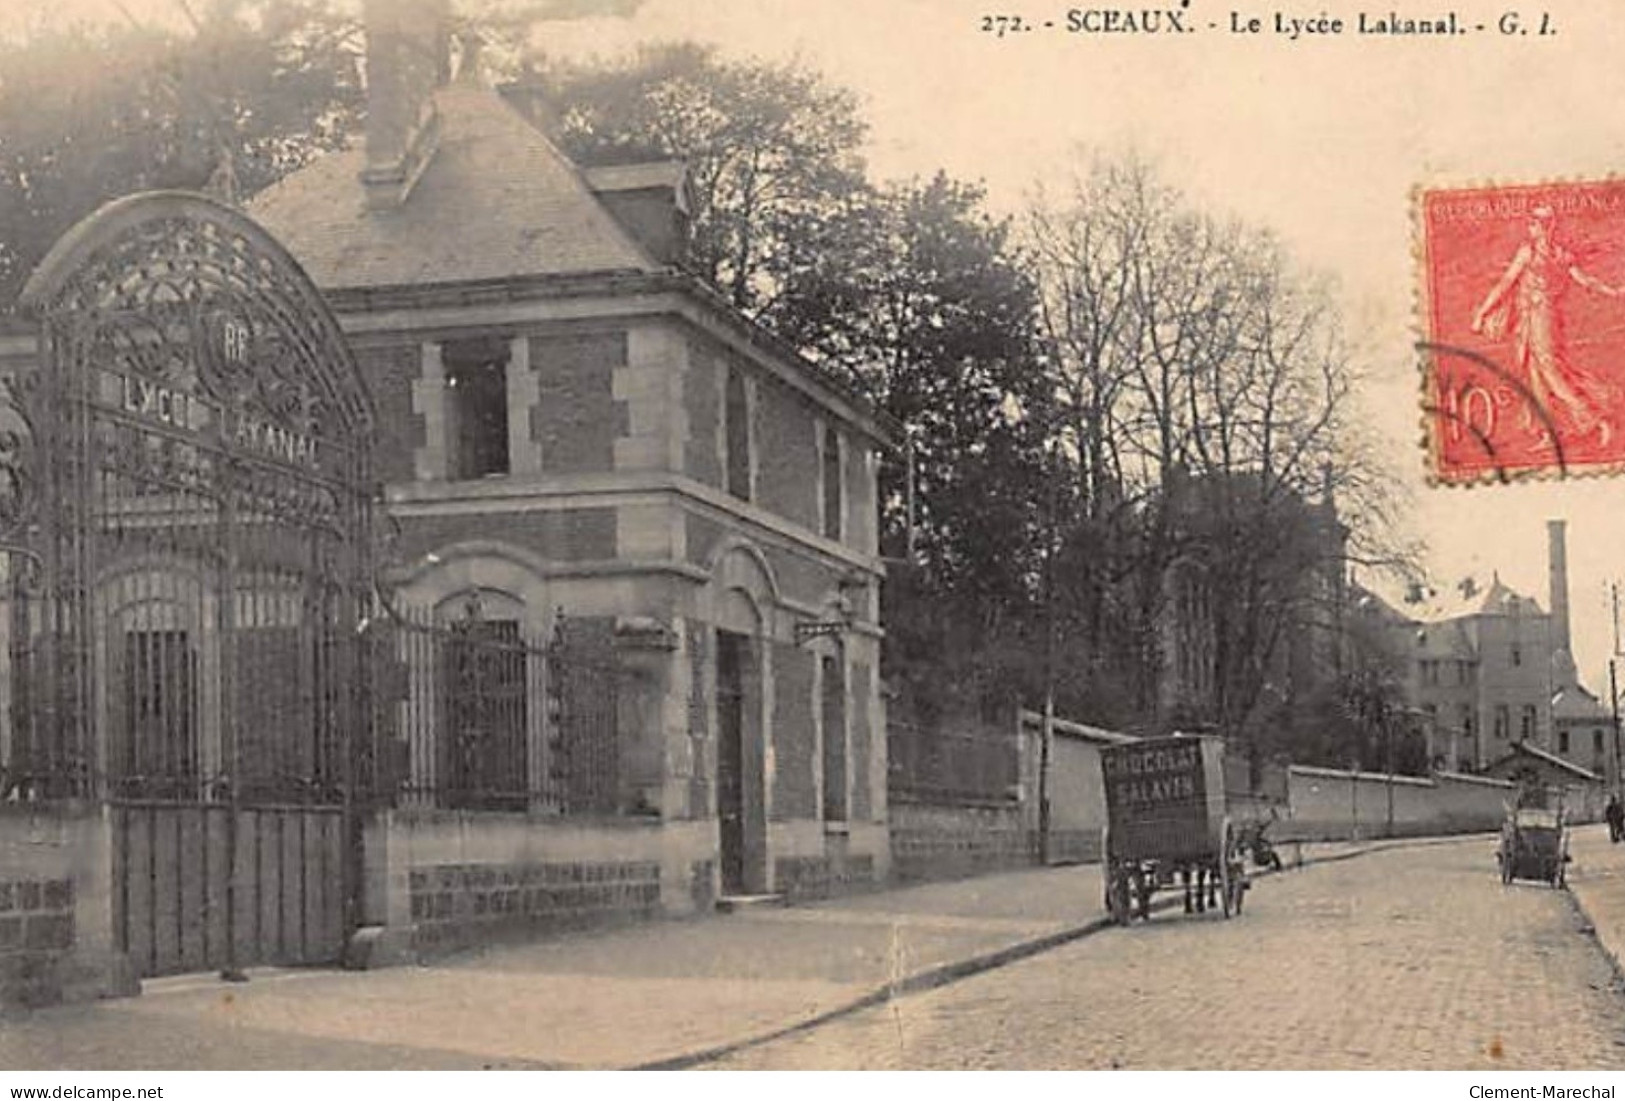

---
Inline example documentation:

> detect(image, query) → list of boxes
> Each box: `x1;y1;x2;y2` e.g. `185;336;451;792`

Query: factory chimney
1549;519;1577;686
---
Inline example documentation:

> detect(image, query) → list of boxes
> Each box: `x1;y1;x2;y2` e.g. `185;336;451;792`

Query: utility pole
1384;706;1396;839
1613;584;1623;800
904;434;917;564
1038;443;1060;866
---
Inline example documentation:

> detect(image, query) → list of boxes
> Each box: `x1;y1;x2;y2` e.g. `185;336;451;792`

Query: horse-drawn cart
1101;734;1247;923
1498;787;1570;888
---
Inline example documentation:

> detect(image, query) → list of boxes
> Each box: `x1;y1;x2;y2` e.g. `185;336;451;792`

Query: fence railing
377;601;654;817
0;578;656;818
887;717;1019;804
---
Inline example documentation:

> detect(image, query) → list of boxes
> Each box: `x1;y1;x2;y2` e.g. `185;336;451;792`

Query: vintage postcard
1;0;1624;1082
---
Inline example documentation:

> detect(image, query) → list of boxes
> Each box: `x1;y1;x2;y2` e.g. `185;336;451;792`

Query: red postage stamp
1419;179;1625;483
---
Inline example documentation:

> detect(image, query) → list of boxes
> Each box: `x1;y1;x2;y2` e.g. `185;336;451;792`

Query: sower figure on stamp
1471;205;1623;447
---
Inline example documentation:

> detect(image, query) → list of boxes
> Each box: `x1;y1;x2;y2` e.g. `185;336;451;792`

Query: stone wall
408;859;661;954
774;851;877;902
0;809;133;1008
360;811;716;962
0;873;76;1003
1282;765;1513;841
355;342;424;482
531;331;628;474
888;800;1034;883
752;374;819;531
392;508;616;563
770;642;817;820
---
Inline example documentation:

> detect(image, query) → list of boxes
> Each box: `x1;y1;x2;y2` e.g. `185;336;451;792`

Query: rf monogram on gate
220;318;249;364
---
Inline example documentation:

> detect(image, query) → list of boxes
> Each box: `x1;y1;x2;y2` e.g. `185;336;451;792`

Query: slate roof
1412;619;1477;660
1359;575;1546;627
1487;739;1603;784
246;84;658;291
1552;684;1611;721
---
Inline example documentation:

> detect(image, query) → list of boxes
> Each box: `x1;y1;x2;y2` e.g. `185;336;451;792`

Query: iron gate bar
10;192;377;979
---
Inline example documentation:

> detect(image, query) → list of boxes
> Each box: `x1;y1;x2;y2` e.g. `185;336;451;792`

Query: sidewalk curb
1263;832;1493;878
635;838;1442;1071
1555;838;1625;994
1562;884;1625;991
628;902;1166;1071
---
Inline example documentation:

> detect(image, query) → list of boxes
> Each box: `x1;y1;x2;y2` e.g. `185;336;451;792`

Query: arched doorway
709;543;776;897
715;589;766;895
13;192;376;977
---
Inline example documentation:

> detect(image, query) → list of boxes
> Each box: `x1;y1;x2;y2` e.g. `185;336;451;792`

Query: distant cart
1498;786;1570;888
1100;734;1247;923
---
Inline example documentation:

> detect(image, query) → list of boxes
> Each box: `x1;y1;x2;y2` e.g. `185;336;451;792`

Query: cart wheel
1225;853;1246;916
1133;867;1153;921
1219;824;1240;919
1107;867;1131;925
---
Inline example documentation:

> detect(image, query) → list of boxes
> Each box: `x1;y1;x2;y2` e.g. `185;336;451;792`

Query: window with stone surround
1520;704;1536;741
724;366;751;501
1494;704;1509;741
443;338;510;480
822;424;843;541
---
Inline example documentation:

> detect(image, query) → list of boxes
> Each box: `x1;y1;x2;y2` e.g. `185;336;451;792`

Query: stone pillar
506;335;540;476
614;616;679;817
411;341;446;481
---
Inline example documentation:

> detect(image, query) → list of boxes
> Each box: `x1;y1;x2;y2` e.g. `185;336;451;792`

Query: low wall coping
1433;770;1515;789
889;792;1023;812
1289;764;1435;789
379;808;667;830
1017;709;1138;745
0;802;103;823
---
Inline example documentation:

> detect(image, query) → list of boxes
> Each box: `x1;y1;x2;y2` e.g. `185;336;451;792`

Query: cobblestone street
705;837;1625;1070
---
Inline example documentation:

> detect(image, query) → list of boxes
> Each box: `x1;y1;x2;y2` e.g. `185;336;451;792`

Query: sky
8;0;1625;694
529;0;1625;696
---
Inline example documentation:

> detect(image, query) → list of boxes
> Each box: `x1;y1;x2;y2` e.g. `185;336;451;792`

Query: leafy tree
0;0;364;307
771;175;1052;599
523;42;868;314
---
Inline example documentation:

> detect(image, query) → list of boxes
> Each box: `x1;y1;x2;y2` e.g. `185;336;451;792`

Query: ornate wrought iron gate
11;192;376;977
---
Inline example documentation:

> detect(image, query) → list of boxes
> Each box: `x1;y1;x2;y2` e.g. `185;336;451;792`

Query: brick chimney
360;0;450;211
1548;518;1577;683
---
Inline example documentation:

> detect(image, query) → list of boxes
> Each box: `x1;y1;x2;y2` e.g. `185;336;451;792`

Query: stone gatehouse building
245;0;893;934
0;0;891;998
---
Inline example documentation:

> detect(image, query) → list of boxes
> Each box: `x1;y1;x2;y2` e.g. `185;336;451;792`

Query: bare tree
1025;152;1415;752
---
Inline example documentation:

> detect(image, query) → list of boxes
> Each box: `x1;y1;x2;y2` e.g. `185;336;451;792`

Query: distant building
1481;739;1606;821
1353;520;1613;777
1155;468;1348;730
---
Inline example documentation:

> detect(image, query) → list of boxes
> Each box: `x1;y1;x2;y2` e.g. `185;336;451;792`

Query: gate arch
12;191;377;977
